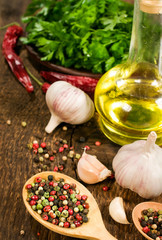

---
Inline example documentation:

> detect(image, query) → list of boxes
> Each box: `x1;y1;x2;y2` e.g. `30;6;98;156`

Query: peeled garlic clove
109;197;130;224
77;150;111;184
45;81;95;133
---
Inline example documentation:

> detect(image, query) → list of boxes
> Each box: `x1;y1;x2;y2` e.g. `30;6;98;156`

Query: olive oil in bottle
95;0;162;145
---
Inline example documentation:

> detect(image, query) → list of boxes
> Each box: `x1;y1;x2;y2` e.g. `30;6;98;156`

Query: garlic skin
113;131;162;199
45;81;95;133
109;197;130;224
77;150;112;184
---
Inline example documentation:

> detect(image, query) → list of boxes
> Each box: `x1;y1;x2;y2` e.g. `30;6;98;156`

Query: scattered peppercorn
102;186;109;191
21;121;27;127
26;175;89;228
95;141;101;146
139;208;162;239
6;119;11;125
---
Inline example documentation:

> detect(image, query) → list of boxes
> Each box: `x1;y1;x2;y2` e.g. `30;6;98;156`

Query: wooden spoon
22;171;117;240
132;201;162;240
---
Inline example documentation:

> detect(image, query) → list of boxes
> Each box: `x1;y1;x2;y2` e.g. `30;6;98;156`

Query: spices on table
139;208;162;239
2;25;34;93
26;175;89;228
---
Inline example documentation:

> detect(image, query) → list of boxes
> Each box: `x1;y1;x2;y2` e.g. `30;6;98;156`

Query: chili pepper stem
25;67;43;86
0;22;20;30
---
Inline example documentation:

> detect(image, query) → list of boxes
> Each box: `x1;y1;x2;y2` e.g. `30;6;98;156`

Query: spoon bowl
22;171;117;240
132;201;162;240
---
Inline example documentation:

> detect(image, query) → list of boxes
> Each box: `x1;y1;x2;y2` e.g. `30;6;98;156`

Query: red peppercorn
49;181;54;186
43;205;51;212
50;190;56;195
76;213;83;222
53;182;58;187
81;195;88;201
48;196;55;202
42;214;48;221
36;177;42;183
69;189;73;194
59;195;66;200
142;226;150;234
53;166;58;172
76;195;82;200
76;201;81;206
50;156;55;161
39;182;45;187
32;143;39;149
102;186;109;191
95;141;101;146
84;145;90;150
30;200;36;206
33;149;38;154
59;147;64;152
31;195;39;201
58;165;64;171
26;184;32;189
40;142;46;148
109;174;115;179
70;146;74;150
63;144;68;149
68;209;73;215
50;212;56;219
52;219;59;225
63;184;70;190
74;220;81;227
64;205;69;210
58;207;63;212
64;222;70;228
37;232;40;236
83;203;89;209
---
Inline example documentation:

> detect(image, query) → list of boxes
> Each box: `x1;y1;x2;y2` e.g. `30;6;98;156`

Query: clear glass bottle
95;0;162;145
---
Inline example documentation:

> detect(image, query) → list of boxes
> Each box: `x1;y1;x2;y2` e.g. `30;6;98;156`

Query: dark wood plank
0;1;161;240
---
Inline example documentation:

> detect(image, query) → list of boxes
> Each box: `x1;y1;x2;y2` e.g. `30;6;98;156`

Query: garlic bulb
109;197;130;224
113;131;162;199
45;81;95;133
77;150;112;184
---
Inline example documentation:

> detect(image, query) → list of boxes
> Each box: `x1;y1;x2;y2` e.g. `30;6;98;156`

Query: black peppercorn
48;175;53;181
141;221;147;227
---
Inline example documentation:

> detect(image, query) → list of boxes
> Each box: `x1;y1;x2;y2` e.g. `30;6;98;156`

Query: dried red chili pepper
40;71;98;93
2;25;34;93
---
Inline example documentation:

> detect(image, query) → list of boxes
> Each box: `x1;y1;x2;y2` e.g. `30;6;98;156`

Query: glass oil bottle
95;0;162;145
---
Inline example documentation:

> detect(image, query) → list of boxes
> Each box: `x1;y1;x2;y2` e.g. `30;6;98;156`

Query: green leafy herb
21;0;133;73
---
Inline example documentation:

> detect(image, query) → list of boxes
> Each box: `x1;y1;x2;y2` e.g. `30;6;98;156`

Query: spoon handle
95;227;117;240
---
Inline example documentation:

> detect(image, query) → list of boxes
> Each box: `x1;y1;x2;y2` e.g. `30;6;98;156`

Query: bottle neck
128;0;162;74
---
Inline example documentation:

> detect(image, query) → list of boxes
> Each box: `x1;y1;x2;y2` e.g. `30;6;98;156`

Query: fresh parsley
21;0;133;73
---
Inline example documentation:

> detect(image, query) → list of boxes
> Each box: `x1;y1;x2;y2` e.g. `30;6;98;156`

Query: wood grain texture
0;1;161;240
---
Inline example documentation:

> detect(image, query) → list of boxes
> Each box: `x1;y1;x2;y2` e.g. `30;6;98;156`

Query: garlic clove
109;197;130;224
45;114;61;134
77;150;111;184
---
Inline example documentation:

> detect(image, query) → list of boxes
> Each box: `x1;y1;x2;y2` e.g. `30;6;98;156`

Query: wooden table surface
0;1;161;240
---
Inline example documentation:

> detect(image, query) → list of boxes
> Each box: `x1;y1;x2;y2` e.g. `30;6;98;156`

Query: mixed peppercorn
139;208;162;239
26;175;89;228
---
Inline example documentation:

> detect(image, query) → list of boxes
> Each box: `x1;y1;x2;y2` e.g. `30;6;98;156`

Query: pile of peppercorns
139;208;162;239
26;175;89;228
27;138;81;173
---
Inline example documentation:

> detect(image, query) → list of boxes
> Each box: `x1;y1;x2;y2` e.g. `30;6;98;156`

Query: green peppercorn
70;194;76;199
55;210;61;217
31;183;35;187
42;199;49;206
21;121;27;127
78;205;84;212
52;205;58;211
148;208;154;213
144;215;149;221
158;210;162;215
38;147;44;153
54;186;60;191
32;205;37;211
37;204;43;210
44;192;50;198
61;210;69;218
72;198;77;204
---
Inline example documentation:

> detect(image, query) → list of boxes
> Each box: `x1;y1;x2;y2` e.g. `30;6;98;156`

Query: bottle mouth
140;0;162;14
